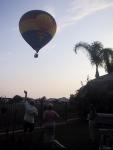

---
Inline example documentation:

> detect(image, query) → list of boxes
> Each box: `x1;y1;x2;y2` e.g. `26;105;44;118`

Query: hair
47;103;53;110
29;100;35;105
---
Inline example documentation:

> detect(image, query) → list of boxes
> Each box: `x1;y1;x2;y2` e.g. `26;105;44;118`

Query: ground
0;119;99;150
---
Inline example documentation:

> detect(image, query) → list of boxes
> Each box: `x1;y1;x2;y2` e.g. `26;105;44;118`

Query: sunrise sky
0;0;113;98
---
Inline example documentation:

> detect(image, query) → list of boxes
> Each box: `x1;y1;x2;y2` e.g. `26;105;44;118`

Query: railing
95;113;113;150
0;100;79;134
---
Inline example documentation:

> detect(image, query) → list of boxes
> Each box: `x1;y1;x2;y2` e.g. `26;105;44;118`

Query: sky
0;0;113;99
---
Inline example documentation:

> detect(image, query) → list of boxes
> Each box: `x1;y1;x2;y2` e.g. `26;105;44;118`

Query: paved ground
0;119;99;150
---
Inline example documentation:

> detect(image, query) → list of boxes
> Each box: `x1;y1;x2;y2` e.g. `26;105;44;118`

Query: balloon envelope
19;10;57;53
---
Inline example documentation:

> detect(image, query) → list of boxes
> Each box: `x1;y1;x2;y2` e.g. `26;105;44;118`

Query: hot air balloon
19;10;57;58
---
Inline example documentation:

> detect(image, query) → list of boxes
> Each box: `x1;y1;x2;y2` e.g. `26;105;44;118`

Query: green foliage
74;41;113;78
72;74;113;117
100;48;113;73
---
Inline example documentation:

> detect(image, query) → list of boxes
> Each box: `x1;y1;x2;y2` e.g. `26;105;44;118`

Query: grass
0;119;99;150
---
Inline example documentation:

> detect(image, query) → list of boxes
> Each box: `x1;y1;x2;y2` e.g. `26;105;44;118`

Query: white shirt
24;101;38;123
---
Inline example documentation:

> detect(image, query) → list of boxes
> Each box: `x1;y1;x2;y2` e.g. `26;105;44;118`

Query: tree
100;48;113;73
74;41;103;78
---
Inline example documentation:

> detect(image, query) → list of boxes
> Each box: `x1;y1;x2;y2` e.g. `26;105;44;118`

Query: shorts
23;121;34;132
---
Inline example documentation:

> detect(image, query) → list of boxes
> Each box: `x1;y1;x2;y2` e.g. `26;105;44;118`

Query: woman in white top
23;90;38;132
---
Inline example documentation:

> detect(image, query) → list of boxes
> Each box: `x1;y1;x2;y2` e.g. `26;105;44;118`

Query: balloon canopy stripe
20;10;48;20
22;30;52;52
19;18;56;36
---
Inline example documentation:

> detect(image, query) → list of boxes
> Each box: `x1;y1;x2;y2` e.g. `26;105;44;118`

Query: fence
95;113;113;150
0;99;78;134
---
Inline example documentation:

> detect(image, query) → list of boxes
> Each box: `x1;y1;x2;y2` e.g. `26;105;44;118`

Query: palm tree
74;41;103;78
100;48;113;74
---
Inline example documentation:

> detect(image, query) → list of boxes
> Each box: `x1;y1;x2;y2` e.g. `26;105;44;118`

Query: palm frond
74;42;90;54
100;48;113;73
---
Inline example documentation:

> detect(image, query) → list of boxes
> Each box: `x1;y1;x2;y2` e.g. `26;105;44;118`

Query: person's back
88;104;97;142
43;109;59;124
42;103;59;143
24;100;38;124
23;91;38;132
89;104;97;120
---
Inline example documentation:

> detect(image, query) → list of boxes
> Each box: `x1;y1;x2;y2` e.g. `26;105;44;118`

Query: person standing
23;90;38;133
42;103;60;143
88;104;97;142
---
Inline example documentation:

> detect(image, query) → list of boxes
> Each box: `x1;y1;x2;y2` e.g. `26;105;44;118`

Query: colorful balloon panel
19;10;57;53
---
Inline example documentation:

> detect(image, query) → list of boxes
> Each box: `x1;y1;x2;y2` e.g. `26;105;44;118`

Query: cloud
43;5;56;18
58;0;113;31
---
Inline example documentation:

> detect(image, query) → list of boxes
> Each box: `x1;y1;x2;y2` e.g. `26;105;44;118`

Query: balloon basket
34;53;38;58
